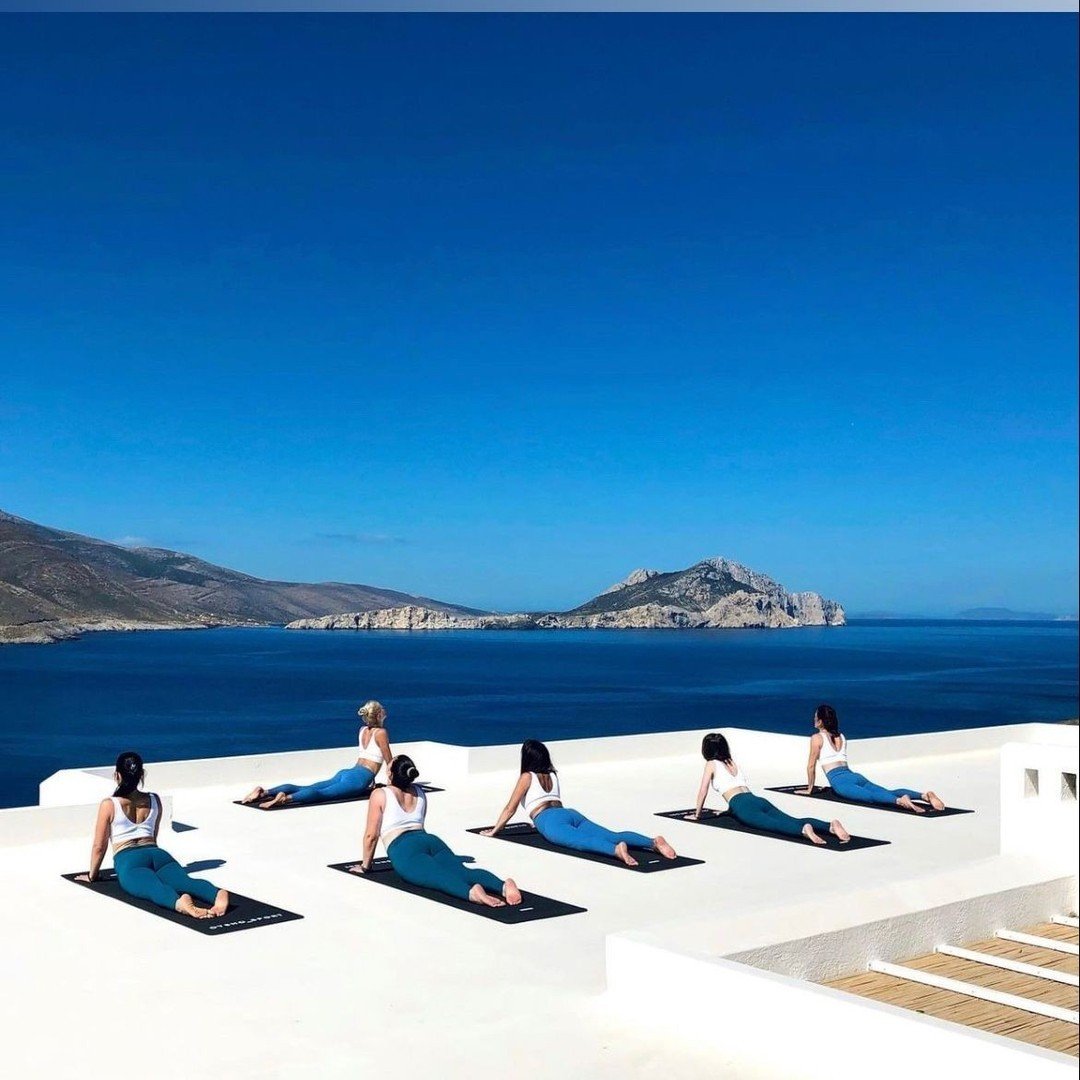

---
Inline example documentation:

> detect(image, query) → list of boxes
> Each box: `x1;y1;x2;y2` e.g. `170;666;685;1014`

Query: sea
0;619;1076;809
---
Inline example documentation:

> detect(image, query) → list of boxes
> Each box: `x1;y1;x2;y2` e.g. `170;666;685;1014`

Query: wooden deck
825;921;1080;1057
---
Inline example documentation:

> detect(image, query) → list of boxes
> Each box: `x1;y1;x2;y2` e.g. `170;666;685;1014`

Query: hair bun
406;764;419;781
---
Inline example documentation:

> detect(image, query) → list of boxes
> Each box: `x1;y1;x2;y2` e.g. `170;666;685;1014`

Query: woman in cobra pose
804;704;946;812
350;755;522;908
76;751;229;919
483;739;677;867
691;732;851;845
241;699;392;808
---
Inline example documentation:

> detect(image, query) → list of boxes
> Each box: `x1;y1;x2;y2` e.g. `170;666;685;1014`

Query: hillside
0;510;478;643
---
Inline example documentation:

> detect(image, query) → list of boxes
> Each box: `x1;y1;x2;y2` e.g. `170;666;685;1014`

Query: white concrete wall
37;721;1072;809
605;936;1076;1079
1000;740;1079;870
724;863;1075;982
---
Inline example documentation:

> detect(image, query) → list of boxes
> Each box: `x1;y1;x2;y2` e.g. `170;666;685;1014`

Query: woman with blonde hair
241;700;393;808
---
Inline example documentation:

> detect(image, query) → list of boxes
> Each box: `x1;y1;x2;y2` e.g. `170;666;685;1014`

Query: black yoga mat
654;809;890;851
466;822;704;872
765;785;973;817
62;871;303;935
328;859;586;924
234;782;443;810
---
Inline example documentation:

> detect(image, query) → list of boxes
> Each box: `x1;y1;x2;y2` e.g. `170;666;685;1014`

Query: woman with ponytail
805;704;946;812
241;700;393;808
75;751;229;919
350;755;522;908
692;733;851;845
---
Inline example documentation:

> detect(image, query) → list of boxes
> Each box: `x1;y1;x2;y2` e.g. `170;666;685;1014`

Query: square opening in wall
1062;773;1077;802
1024;768;1040;798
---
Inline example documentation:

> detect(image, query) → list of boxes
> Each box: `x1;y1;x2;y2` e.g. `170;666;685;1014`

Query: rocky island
287;557;846;632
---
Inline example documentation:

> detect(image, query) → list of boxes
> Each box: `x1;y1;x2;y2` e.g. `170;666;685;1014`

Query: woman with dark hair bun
805;704;946;812
692;733;851;845
483;739;677;867
350;755;522;908
75;751;229;919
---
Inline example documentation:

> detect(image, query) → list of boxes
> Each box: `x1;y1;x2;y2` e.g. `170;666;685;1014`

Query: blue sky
1;15;1076;614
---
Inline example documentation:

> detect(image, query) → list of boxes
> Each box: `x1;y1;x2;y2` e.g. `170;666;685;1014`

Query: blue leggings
268;764;376;805
728;792;832;838
827;766;923;807
114;846;220;911
388;830;504;901
535;806;654;857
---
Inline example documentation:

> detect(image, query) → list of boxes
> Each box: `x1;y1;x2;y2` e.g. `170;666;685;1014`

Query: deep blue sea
0;620;1076;809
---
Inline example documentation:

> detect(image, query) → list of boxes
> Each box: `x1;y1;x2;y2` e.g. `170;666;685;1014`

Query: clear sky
1;15;1076;615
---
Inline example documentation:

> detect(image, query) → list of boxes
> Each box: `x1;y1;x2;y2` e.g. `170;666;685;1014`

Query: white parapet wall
33;721;1075;808
1000;739;1079;870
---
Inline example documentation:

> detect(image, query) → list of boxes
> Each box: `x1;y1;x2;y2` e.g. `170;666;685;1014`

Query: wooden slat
999;930;1080;956
868;960;1078;1023
935;945;1080;988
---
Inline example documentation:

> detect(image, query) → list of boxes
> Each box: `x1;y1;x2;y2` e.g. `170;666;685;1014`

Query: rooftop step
824;920;1080;1057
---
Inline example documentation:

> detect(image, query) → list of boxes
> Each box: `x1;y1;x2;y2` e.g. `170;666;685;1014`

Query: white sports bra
358;726;384;767
381;785;426;840
818;732;848;766
110;793;159;847
521;772;561;815
711;760;750;794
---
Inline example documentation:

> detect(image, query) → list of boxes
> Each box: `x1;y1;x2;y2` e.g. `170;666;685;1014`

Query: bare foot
614;841;639;867
208;890;229;917
654;836;677;860
830;820;850;844
925;791;945;812
240;786;266;805
469;884;505;907
176;894;212;919
803;824;826;845
259;792;289;810
898;795;925;814
503;879;522;905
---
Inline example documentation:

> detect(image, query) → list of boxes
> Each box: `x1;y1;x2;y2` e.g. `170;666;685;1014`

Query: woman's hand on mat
480;828;498;837
347;863;369;875
74;873;93;882
683;812;700;820
801;786;815;795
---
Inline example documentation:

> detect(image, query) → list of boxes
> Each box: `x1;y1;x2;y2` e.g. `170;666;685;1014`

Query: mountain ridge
0;509;479;643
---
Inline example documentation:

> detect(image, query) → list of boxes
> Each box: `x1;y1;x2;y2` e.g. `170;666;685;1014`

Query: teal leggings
268;764;376;805
728;792;832;839
535;806;655;857
113;846;220;910
387;830;505;901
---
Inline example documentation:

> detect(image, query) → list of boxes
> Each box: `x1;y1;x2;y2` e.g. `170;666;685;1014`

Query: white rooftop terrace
1;722;1076;1079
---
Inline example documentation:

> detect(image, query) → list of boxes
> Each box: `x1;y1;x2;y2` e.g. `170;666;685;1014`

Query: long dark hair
815;703;841;745
701;733;733;764
113;751;144;797
389;755;420;791
521;739;555;775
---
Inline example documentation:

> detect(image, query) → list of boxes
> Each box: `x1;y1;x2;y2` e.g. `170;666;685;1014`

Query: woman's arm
374;728;393;768
351;789;384;872
688;763;712;820
804;734;821;794
481;774;531;836
77;800;113;882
